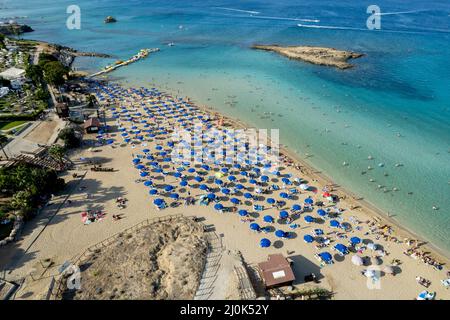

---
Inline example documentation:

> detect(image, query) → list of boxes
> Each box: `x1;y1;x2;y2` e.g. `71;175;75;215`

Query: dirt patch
63;217;207;300
25;119;58;144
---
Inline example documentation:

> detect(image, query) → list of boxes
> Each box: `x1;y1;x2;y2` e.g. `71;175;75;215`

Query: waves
297;23;366;31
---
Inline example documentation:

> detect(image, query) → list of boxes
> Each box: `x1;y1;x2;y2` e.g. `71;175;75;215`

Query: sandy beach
1;82;449;300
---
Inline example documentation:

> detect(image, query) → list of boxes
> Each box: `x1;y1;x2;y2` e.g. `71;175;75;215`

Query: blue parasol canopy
279;211;289;219
170;193;179;200
244;192;253;199
214;203;224;211
260;238;271;248
199;184;208;190
319;252;333;263
304;215;314;223
140;171;149;177
317;209;327;217
238;209;248;217
250;223;260;231
221;188;230;195
153;198;164;205
164;185;174;192
235;184;244;190
275;230;286;238
260;175;269;182
230;197;240;204
350;236;361;245
330;220;340;228
267;198;275;204
194;176;203;182
334;243;348;255
207;193;216;199
292;204;301;211
180;180;188;187
149;189;158;195
304;198;314;204
143;180;153;187
280;192;289;199
263;215;274;223
303;235;314;243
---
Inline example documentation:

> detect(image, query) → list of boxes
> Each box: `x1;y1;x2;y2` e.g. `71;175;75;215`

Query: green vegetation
42;61;69;86
289;287;334;300
48;144;66;164
58;127;81;148
0;120;28;131
0;164;65;218
0;133;8;159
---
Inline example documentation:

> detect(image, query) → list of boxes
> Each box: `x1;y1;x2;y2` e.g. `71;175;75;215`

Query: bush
58;127;81;148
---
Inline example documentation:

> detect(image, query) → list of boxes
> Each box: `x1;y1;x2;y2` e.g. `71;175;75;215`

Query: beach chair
271;184;280;191
254;204;264;212
289;188;298;194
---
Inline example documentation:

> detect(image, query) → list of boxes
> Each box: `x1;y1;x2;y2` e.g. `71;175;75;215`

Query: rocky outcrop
0;23;34;36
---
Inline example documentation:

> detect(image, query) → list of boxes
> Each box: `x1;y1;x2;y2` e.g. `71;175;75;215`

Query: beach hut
257;254;295;289
84;117;102;133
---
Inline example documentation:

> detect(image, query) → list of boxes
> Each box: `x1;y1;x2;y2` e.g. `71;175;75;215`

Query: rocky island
0;22;34;36
252;44;364;69
104;16;117;24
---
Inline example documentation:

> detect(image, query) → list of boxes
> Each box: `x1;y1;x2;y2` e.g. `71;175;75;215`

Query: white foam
215;7;260;15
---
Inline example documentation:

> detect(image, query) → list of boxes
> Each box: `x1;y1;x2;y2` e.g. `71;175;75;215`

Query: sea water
3;0;449;255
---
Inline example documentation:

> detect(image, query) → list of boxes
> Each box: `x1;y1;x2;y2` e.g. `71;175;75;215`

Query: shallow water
3;0;449;255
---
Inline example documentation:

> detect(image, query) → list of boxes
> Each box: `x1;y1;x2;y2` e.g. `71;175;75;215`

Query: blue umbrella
330;220;340;228
199;184;208;191
228;175;236;182
136;164;145;170
279;211;289;219
180;180;188;187
318;252;333;263
263;215;274;223
244;192;253;199
149;189;158;195
194;176;203;182
238;209;248;217
142;149;150;153
221;168;229;173
334;243;348;255
235;184;244;190
170;193;179;200
260;175;269;182
174;172;182;178
143;181;153;187
214;203;224;211
280;192;289;199
303;235;314;243
140;171;149;177
132;158;140;164
350;236;361;245
260;238;271;248
282;177;291;185
267;198;275;204
304;198;314;205
275;230;286;238
304;215;314;223
215;179;224;185
313;229;324;236
153;198;164;206
317;209;327;217
250;223;260;231
164;185;174;192
188;168;196;173
221;188;231;195
292;204;301;211
249;179;257;185
230;198;240;204
207;193;216;200
201;164;210;171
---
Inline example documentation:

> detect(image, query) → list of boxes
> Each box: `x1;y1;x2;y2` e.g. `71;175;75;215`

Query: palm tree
0;134;9;160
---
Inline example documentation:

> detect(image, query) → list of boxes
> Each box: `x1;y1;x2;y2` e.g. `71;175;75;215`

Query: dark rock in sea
104;16;117;24
0;23;34;35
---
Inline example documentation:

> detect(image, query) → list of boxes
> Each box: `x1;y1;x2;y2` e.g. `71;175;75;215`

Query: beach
2;81;448;300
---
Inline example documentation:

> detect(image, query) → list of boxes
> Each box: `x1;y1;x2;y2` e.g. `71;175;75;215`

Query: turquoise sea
2;0;449;255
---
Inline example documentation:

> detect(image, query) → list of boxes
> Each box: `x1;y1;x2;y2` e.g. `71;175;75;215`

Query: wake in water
214;7;261;15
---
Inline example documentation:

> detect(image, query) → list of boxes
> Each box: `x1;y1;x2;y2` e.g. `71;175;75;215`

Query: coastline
148;86;450;265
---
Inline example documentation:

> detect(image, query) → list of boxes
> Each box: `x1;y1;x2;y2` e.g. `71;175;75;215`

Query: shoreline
139;84;450;265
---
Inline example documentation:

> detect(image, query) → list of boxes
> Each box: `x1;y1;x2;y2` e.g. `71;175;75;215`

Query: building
0;67;25;89
257;254;295;289
84;117;101;133
55;103;69;118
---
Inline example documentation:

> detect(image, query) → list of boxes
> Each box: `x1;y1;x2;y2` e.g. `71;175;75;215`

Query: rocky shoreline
252;44;364;69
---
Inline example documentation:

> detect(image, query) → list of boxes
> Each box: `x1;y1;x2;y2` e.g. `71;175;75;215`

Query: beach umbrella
303;235;314;243
304;215;314;223
334;244;349;255
174;172;182;178
136;164;145;170
143;180;153;187
279;211;289;219
318;252;333;264
180;180;188;187
215;179;224;185
363;269;377;278
383;265;395;275
263;215;274;223
238;209;248;217
280;192;289;199
244;192;253;199
153;198;164;206
199;184;208;191
221;167;229;173
142;149;150;153
260;175;269;182
350;236;361;245
230;197;240;205
317;209;327;217
351;255;364;266
214;203;224;211
164;185;174;192
292;204;301;211
304;198;314;205
250;223;260;231
188;168;196;173
149;189;158;195
221;188;231;195
275;230;286;238
267;198;275;205
300;183;310;190
330;220;340;228
170;193;179;200
228;175;236;182
194;176;203;182
140;171;149;177
201;164;210;171
249;179;257;185
260;238;271;248
367;243;378;251
206;193;216;200
282;177;291;185
132;158;141;164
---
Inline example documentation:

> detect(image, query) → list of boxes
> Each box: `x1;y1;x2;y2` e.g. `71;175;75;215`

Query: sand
1;83;449;300
252;45;364;69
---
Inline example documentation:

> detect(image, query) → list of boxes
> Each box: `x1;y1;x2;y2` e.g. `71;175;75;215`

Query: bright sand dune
1;83;449;300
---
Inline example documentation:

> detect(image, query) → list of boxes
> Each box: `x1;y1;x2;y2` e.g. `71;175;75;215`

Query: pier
86;48;159;78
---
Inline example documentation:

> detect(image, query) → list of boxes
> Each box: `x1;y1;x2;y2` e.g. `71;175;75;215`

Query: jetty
86;48;159;79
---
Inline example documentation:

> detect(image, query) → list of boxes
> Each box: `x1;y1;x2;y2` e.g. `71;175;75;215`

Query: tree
42;61;69;86
48;144;66;165
11;190;33;217
58;127;81;148
0;134;8;160
25;64;44;85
